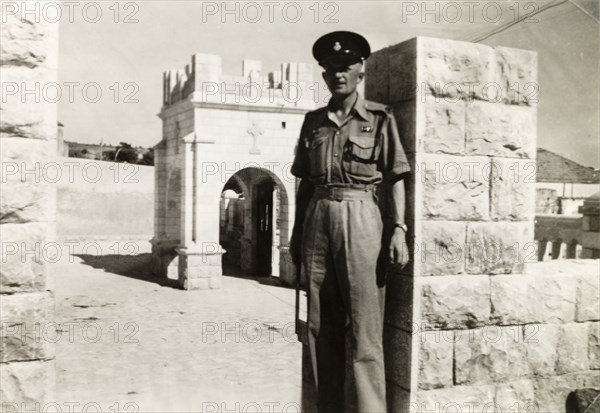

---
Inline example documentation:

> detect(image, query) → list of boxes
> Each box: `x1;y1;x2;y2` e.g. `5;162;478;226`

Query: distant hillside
65;141;153;165
66;141;117;152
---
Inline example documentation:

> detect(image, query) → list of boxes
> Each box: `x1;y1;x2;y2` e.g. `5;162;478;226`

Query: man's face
322;62;363;97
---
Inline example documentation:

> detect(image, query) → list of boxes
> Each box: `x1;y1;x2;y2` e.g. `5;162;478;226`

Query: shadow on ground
222;261;295;290
74;253;180;288
73;254;293;291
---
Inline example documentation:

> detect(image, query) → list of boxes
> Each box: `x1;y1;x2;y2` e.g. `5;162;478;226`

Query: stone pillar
366;37;544;410
176;132;222;290
1;8;58;406
152;140;166;239
581;192;600;259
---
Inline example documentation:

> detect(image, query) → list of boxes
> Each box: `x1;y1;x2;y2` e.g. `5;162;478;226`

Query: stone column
1;9;58;406
176;132;222;290
581;193;600;258
366;37;544;410
153;141;167;241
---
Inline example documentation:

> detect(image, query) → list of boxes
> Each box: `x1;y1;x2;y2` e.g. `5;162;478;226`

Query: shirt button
334;153;338;157
335;131;340;135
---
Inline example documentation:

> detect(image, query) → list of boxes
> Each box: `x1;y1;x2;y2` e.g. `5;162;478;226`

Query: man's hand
387;178;408;268
389;227;409;268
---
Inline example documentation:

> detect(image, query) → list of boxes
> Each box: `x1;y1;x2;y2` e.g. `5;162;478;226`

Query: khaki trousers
302;187;386;413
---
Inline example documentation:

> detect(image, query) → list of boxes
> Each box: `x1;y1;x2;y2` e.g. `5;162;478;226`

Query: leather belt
313;185;377;201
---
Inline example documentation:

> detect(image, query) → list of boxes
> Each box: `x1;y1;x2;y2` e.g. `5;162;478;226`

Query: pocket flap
348;135;376;149
307;135;328;149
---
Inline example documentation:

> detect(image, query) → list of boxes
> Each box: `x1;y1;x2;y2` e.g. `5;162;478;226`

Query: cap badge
333;42;342;51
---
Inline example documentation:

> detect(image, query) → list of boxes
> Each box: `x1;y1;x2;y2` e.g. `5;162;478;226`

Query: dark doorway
256;181;274;277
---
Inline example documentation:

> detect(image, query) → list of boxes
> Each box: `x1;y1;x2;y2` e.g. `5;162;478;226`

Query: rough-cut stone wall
1;10;58;407
366;37;599;412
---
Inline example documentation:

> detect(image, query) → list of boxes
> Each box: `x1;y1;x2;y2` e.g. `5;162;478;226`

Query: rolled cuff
384;162;411;181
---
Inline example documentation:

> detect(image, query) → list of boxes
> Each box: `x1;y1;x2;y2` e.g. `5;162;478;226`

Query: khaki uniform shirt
291;95;410;185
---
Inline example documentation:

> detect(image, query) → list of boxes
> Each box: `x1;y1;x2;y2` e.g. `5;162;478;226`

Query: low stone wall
56;157;154;240
408;259;599;412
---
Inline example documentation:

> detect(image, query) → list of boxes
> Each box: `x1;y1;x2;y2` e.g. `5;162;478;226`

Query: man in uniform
289;31;410;412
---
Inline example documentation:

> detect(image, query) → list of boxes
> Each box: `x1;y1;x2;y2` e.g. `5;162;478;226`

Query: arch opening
219;167;290;278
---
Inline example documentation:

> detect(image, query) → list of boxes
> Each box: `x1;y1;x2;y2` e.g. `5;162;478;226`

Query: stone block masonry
1;10;58;407
153;54;314;289
366;37;599;412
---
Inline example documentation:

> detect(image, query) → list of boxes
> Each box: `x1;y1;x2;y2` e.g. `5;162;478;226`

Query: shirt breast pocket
346;135;378;177
349;135;377;160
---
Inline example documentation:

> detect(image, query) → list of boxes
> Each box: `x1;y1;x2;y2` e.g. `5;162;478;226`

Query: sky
58;0;599;168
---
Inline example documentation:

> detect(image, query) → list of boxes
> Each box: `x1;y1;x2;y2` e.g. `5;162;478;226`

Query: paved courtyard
53;246;302;412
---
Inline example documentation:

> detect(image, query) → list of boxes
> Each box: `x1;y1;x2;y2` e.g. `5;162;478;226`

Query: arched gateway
151;54;314;290
220;167;290;278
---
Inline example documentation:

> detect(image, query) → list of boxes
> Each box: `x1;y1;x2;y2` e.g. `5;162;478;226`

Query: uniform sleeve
291;117;310;179
378;110;410;181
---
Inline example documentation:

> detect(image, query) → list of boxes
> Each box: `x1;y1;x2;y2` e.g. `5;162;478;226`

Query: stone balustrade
535;214;583;260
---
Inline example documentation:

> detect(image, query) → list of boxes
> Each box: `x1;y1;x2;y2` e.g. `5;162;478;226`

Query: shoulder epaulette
364;100;391;114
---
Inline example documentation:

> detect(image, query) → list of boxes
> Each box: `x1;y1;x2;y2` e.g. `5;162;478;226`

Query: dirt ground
53;244;302;412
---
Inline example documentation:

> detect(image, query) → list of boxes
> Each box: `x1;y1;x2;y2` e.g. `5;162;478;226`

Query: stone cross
247;120;264;154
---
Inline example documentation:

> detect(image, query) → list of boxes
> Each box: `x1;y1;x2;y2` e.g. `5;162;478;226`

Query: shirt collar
352;94;371;122
322;94;372;127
